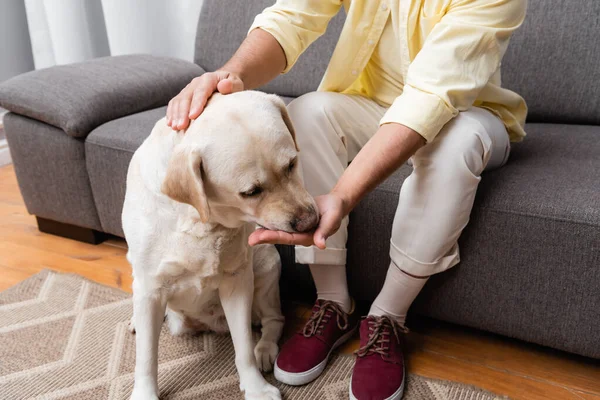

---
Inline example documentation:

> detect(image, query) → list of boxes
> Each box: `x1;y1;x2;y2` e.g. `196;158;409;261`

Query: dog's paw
254;340;279;372
130;384;159;400
243;382;281;400
127;316;136;334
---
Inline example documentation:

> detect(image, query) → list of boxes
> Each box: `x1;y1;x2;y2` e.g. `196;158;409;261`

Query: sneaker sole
348;364;405;400
274;326;358;386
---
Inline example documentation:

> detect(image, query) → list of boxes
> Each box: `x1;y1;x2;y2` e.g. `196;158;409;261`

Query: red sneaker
274;299;359;386
350;315;408;400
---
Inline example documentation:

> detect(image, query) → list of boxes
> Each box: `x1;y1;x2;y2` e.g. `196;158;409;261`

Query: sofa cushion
85;96;296;236
85;107;167;236
0;55;203;138
502;0;600;125
194;0;345;98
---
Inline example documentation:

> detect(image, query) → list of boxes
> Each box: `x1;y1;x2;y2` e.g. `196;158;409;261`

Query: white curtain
1;0;204;79
0;0;35;82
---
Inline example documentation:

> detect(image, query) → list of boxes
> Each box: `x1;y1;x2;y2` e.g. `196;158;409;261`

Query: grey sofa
1;0;598;359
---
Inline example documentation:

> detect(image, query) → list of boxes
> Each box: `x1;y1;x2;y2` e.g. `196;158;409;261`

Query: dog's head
161;91;318;233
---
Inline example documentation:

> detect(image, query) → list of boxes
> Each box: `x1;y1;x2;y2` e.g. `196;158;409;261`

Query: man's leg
351;107;511;400
274;92;386;386
371;107;511;320
288;92;386;312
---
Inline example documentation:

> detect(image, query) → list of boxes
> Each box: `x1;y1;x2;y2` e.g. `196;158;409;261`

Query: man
167;1;528;398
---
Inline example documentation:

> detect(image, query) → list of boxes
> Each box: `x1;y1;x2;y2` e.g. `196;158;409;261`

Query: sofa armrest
0;54;204;138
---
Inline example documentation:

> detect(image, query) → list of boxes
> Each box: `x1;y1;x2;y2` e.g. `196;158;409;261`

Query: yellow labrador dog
123;91;318;400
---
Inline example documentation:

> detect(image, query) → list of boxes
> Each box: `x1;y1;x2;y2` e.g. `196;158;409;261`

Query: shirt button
368;39;375;45
381;3;387;10
351;70;358;75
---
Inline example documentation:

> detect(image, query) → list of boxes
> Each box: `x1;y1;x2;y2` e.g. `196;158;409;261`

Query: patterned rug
0;271;508;399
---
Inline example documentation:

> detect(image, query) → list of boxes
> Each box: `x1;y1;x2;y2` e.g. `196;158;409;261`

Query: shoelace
355;315;408;358
302;301;349;337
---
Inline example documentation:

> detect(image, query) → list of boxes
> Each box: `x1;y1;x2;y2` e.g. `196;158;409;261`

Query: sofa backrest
195;0;600;125
502;0;600;125
194;0;345;98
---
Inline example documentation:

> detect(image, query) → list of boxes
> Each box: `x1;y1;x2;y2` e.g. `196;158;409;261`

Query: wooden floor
1;164;599;400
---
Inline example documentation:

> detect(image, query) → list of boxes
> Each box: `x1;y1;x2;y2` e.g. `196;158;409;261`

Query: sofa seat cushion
85;96;296;236
476;123;600;224
85;107;167;236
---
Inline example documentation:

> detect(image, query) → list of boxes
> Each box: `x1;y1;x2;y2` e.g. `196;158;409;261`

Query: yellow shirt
344;14;404;108
250;0;528;143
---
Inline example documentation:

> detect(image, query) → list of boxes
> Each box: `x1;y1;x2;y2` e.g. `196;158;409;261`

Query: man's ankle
309;264;351;312
368;307;406;327
317;296;352;314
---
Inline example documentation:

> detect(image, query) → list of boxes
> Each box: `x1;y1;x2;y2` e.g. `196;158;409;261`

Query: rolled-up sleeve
249;0;342;73
380;0;527;142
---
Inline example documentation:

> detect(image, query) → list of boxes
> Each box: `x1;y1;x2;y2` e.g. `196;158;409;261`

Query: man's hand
166;71;244;130
248;193;348;249
166;29;286;131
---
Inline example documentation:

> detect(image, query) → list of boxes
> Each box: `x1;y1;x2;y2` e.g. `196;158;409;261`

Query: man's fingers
217;76;244;94
171;100;182;129
166;72;244;129
313;211;342;249
248;229;314;247
313;233;327;250
171;90;193;130
290;232;314;246
177;94;193;130
189;85;213;119
166;100;174;126
189;75;219;118
248;229;268;246
216;79;233;94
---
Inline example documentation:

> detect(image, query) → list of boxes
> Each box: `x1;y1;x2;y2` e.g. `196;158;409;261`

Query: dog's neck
181;213;250;238
182;207;251;237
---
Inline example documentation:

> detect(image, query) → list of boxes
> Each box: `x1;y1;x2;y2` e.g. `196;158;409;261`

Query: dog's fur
123;91;318;400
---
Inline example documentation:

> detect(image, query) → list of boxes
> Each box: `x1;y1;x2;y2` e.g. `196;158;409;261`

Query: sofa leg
36;217;107;245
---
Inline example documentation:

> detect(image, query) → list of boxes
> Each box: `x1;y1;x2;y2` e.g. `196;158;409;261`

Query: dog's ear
161;147;210;222
272;96;299;152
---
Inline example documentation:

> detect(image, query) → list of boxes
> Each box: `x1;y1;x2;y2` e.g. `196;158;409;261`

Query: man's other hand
248;193;348;249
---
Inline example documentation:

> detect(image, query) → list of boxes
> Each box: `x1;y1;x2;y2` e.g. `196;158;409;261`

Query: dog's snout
291;205;319;233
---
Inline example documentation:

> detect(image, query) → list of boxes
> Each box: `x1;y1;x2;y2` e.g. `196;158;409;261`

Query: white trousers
288;92;510;277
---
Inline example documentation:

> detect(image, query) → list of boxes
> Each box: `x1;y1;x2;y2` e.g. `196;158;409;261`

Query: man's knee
414;113;490;175
287;92;348;157
287;92;337;120
287;92;339;137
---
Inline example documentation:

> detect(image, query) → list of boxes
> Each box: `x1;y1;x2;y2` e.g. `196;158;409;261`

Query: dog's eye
287;158;296;174
241;187;263;198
